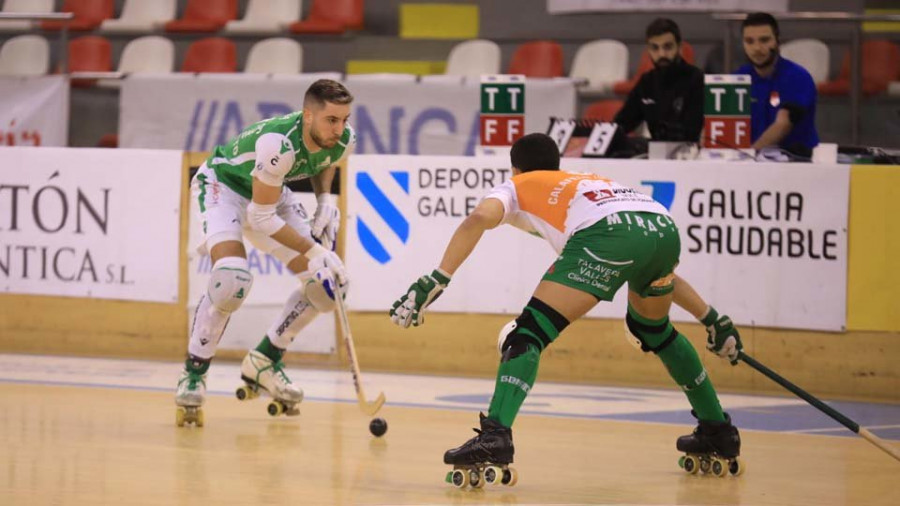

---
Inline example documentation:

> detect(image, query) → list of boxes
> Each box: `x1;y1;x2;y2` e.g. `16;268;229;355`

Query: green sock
486;301;566;427
628;306;725;422
185;355;210;375
255;336;285;363
487;343;541;427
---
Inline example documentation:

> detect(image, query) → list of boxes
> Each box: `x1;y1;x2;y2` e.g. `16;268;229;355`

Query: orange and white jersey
484;170;670;253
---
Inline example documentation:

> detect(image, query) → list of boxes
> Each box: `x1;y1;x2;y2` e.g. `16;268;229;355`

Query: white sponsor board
186;187;335;354
346;155;849;331
120;74;575;156
548;0;787;13
0;147;181;302
0;76;69;147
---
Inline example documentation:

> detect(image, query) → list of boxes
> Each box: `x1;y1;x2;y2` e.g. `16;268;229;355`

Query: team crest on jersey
317;156;332;169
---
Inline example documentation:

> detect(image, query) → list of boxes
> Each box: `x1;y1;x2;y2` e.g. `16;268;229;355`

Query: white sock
265;287;319;350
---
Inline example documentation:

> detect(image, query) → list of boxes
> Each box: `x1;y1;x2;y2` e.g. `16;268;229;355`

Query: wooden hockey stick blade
358;391;386;416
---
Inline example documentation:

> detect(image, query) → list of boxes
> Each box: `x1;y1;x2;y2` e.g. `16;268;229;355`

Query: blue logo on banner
356;171;410;264
641;181;676;210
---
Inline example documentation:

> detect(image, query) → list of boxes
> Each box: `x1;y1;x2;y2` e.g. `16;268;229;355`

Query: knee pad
499;298;569;361
624;311;678;354
302;268;345;313
497;319;518;355
208;257;253;313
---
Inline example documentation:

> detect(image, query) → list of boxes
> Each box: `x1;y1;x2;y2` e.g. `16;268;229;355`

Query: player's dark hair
304;79;354;108
510;133;560;173
646;18;681;44
742;12;780;41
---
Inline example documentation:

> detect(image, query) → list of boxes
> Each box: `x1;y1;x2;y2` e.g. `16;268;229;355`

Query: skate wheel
728;458;744;477
711;457;727;477
267;401;284;417
682;455;700;475
483;466;503;486
236;386;249;401
699;458;711;474
503;467;518;487
175;407;186;427
470;469;484;489
450;469;468;488
195;408;205;427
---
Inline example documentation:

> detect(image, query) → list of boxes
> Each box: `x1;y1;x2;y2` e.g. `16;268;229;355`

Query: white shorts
192;163;313;266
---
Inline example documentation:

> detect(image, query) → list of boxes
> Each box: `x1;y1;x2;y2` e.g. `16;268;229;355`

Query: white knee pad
302;268;344;313
208;257;254;313
497;319;517;355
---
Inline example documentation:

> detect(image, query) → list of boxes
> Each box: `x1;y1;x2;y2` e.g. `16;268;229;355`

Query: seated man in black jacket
614;18;704;143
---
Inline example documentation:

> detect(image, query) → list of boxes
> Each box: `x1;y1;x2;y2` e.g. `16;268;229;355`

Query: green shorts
542;211;681;301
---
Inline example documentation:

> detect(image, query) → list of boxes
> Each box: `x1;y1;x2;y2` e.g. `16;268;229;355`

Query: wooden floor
0;358;897;505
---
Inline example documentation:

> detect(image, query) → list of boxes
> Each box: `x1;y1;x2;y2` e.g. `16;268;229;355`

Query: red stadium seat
289;0;364;35
507;40;564;78
96;133;119;148
165;0;237;33
181;37;237;73
41;0;114;31
67;35;112;87
582;99;624;122
613;41;695;95
818;40;900;96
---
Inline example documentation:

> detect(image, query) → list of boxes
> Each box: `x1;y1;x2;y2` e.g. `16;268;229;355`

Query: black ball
369;417;388;437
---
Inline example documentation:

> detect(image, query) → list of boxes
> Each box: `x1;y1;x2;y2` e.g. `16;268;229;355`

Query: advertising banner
0;76;69;147
0;147;182;302
120;74;575;156
346;155;849;331
186;187;335;354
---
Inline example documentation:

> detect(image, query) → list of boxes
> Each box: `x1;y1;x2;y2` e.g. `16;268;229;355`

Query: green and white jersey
205;111;355;199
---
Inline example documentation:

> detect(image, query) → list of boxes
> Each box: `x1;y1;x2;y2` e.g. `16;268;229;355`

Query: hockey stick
738;351;900;462
334;285;386;416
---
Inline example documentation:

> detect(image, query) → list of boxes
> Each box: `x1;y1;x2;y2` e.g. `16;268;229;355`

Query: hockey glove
701;306;742;365
305;243;348;286
390;269;451;328
311;193;340;250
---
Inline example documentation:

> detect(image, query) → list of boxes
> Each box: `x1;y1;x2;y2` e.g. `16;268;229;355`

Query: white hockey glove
311;193;340;250
390;269;451;328
305;243;348;286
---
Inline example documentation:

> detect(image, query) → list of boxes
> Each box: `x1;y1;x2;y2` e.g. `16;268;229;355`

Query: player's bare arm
250;176;316;255
672;274;709;319
310;163;336;196
389;198;504;328
672;274;742;364
438;198;505;275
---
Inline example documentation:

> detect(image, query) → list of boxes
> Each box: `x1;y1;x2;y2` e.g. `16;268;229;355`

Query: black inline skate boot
443;413;518;489
676;411;744;477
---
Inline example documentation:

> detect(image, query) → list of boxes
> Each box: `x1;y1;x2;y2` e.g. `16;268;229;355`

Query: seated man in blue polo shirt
737;12;819;159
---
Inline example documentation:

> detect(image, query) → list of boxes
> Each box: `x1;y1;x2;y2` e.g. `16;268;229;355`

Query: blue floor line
4;375;898;441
